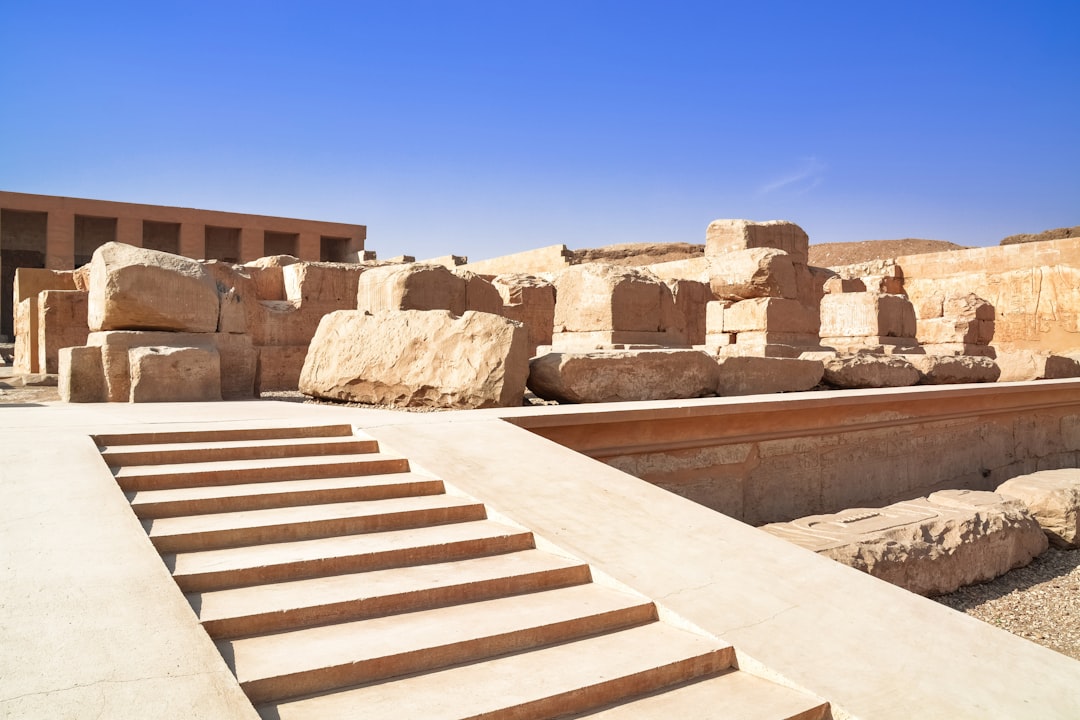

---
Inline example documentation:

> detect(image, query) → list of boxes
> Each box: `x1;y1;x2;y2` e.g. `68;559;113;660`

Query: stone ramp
97;422;829;720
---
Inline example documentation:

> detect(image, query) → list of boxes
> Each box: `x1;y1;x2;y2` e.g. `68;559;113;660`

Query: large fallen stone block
492;274;556;356
86;331;255;401
129;346;222;402
904;354;1000;385
997;470;1080;548
299;310;529;409
814;353;920;389
707;248;798;302
88;242;221;332
37;290;89;374
714;356;823;396
667;278;713;347
994;351;1080;382
761;489;1048;596
528;349;718;403
916;293;995;346
357;263;466;315
553;264;681;339
705;219;809;264
58;346;106;403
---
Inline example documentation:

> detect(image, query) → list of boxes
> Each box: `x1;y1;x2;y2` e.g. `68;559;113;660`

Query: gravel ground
934;546;1080;661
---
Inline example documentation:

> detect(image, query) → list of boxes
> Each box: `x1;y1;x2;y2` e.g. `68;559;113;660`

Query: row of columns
38;211;341;269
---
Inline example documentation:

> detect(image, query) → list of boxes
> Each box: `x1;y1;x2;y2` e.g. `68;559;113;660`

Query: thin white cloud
758;157;827;196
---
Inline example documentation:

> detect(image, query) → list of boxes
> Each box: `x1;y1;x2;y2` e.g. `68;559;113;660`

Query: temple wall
507;381;1080;525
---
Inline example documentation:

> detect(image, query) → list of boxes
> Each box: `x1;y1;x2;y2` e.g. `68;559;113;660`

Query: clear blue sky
2;2;1077;262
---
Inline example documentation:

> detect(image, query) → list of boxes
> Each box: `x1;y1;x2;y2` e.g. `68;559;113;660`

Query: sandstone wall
509;382;1080;526
896;237;1080;352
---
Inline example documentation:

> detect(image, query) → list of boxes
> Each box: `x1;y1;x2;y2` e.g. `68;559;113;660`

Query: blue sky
2;2;1077;262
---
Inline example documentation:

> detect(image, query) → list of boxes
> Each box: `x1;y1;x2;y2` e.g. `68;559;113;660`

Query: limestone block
820;293;916;339
58;346;106;403
904;354;1000;385
492;274;556;355
255;344;310;393
129;346;222;402
87;331;254;401
454;270;504;315
202;260;256;335
917;294;994;346
705;219;809;264
997;470;1080;548
714;356;824;396
722;298;819;335
918;343;996;358
667;280;713;348
705;301;726;334
553;264;677;335
528;349;718;403
995;351;1080;382
284;262;365;305
37;290;89;374
300;310;529;409
357;263;466;315
13;297;39;374
14;267;76;304
707;248;797;301
819;353;920;389
762;489;1048;596
88;242;220;332
248;301;320;347
243;255;297;301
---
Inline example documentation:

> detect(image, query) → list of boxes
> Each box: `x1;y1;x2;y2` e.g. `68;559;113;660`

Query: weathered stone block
995;351;1080;382
255;344;309;393
454;270;504;315
13;297;38;373
707;248;797;301
88;242;220;332
705;219;809;264
666;278;713;347
714;356;823;396
820;292;916;339
553;264;676;335
722;298;819;334
87;331;253;401
761;489;1048;596
129;346;222;402
817;353;920;389
357;263;467;315
58;346;106;403
997;470;1080;548
904;354;1000;385
37;290;89;374
283;262;365;305
528;349;718;403
300;310;529;408
492;274;556;356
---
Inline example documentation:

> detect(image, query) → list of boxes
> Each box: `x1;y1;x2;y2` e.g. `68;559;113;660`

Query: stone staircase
95;423;829;720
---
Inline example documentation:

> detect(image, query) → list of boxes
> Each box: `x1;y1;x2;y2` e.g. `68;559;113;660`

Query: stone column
298;232;320;262
45;211;75;270
240;227;263;263
179;222;205;260
116;216;142;247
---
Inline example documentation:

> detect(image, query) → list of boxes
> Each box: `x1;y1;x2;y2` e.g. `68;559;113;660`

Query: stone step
147;495;488;553
194;548;592;638
261;621;734;720
100;435;380;467
114;452;411;491
224;582;658;704
577;669;829;720
169;520;537;592
129;472;445;519
93;423;356;447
